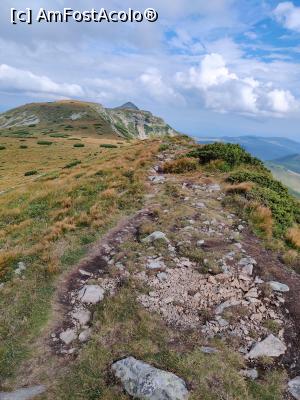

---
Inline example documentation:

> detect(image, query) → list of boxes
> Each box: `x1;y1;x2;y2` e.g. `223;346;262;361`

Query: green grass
0;138;158;383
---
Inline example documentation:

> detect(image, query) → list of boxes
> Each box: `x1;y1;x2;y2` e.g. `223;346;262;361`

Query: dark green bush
37;141;53;146
49;133;69;138
159;144;169;152
63;160;81;169
187;143;265;169
251;187;295;233
100;144;118;149
0;146;6;150
20;145;28;149
73;143;85;148
227;171;289;197
24;170;38;176
227;170;300;235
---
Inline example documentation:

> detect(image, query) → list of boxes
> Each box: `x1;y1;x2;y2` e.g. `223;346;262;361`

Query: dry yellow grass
225;182;254;194
251;205;274;237
162;157;198;174
286;226;300;249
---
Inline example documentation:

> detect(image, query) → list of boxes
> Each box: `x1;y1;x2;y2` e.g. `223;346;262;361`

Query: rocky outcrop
112;357;189;400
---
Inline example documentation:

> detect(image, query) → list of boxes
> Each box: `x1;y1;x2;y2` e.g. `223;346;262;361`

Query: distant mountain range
198;135;300;161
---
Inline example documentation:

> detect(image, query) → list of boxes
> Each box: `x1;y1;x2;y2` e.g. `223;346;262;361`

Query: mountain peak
116;102;139;111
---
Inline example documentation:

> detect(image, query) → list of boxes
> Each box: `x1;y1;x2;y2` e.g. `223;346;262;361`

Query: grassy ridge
0;136;159;382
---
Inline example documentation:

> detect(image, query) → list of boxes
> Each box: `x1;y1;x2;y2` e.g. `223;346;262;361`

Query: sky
0;1;300;139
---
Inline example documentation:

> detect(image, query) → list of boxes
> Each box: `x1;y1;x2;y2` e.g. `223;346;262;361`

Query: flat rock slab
112;357;189;400
0;385;46;400
201;346;219;354
143;232;169;243
288;376;300;400
269;281;290;293
71;309;91;326
60;328;77;345
78;285;105;304
146;259;166;271
246;334;286;359
215;299;242;315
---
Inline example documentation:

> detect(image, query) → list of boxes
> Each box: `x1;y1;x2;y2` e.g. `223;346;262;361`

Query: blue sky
0;0;300;139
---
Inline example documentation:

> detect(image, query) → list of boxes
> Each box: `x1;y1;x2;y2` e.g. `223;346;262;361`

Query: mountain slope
269;153;300;174
0;100;178;140
199;135;300;161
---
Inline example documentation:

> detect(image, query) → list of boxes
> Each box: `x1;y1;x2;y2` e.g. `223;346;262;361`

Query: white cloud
139;68;184;104
267;89;298;113
176;53;299;116
0;64;84;98
274;2;300;32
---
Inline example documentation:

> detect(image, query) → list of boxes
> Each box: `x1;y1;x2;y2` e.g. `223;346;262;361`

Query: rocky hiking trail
2;146;300;400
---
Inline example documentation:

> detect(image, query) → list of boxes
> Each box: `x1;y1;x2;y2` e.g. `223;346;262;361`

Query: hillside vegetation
188;142;300;241
0;133;300;400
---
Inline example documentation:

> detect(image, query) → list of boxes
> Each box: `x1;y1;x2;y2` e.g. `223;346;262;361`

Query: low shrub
227;171;289;197
249;186;297;235
73;143;85;148
187;142;264;169
63;160;81;169
20;145;28;149
100;144;118;149
206;159;232;172
37;141;53;146
162;157;198;174
24;170;38;176
49;133;69;138
159;143;169;152
0;146;6;150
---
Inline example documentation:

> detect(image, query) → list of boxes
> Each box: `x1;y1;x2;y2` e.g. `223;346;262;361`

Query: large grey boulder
0;385;46;400
288;376;300;400
246;334;286;359
112;357;189;400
